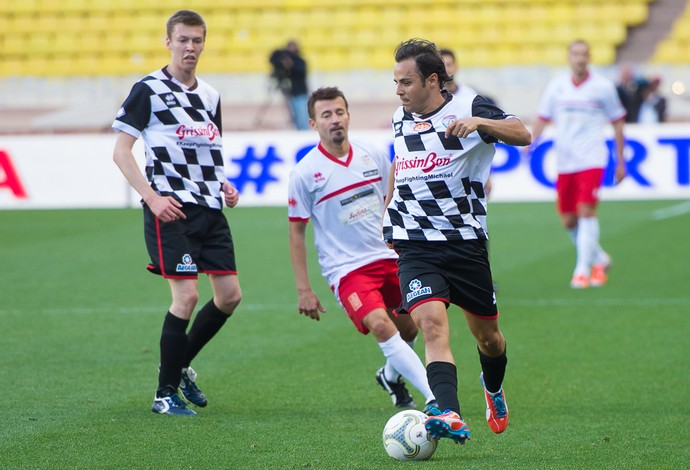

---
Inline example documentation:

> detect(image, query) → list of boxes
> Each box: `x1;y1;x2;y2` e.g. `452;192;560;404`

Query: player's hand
297;289;326;321
147;195;186;223
445;117;479;139
222;182;239;208
614;161;627;185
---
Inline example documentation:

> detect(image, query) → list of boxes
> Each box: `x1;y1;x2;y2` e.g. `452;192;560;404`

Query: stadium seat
0;0;659;76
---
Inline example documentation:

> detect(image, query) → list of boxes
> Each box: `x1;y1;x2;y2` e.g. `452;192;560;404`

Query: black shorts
143;204;237;279
395;239;498;318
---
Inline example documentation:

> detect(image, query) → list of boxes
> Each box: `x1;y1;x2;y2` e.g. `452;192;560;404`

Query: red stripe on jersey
289;217;310;223
315;177;382;205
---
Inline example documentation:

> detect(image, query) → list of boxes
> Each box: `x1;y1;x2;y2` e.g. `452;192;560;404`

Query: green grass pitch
1;200;688;469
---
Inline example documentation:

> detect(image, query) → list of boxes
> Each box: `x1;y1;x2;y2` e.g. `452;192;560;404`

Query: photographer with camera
269;40;310;130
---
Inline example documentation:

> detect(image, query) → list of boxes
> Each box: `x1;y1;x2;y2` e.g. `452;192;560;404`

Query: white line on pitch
0;303;291;316
651;200;690;220
503;298;690;307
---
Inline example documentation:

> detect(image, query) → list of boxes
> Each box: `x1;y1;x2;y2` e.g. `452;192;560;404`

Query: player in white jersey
530;39;626;289
385;39;531;444
113;10;242;416
288;87;436;411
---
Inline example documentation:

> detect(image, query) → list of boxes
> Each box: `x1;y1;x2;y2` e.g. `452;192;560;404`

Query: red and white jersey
538;70;626;174
288;140;396;288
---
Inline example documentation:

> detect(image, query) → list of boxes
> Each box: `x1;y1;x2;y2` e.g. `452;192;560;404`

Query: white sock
379;332;435;404
384;335;417;382
574;217;599;276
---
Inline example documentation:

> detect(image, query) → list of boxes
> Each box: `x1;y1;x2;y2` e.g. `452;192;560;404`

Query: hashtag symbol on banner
228;146;283;193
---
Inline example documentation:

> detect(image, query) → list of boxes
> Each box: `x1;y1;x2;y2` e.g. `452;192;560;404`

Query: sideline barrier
1;124;689;209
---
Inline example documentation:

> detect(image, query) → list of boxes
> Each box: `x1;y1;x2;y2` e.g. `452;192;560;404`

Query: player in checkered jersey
530;40;626;289
113;10;241;416
288;87;437;412
384;39;531;444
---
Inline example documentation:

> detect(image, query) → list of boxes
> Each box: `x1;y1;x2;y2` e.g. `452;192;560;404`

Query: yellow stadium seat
0;0;656;76
622;2;649;26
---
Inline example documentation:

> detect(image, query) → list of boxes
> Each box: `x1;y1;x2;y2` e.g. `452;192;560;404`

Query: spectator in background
635;76;667;124
269;40;310;130
616;64;639;123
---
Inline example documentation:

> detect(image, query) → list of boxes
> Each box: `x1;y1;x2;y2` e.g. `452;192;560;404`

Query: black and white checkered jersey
383;93;514;242
113;67;225;209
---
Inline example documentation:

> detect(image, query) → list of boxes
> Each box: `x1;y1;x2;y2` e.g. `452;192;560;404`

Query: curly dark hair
394;38;452;88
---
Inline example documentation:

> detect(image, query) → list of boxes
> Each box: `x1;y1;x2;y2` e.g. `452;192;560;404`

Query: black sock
478;345;507;393
183;299;231;367
427;361;461;416
157;312;189;397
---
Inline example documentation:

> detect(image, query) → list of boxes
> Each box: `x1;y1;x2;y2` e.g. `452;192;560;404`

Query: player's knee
216;289;242;314
476;331;504;356
173;292;200;318
364;311;395;340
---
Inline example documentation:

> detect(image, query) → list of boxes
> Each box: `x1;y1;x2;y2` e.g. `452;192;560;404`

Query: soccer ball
382;409;437;461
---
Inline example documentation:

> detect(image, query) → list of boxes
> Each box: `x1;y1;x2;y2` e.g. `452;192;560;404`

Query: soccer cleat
590;264;609;287
151;392;197;415
375;367;416;408
570;273;589;289
480;373;509;434
423;399;439;416
424;407;471;444
180;367;208;407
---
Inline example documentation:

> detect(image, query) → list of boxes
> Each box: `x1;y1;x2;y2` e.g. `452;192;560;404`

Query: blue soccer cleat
151;391;197;415
180;367;208;407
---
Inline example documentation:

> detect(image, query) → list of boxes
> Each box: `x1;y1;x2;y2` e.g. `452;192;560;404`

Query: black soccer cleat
375;367;416;408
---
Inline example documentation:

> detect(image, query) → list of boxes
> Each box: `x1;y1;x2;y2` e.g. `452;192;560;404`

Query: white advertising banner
1;124;689;209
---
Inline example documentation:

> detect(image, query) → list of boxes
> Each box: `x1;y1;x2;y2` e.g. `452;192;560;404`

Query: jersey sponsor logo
176;253;198;273
442;115;456;128
362;169;379;177
340;188;374;206
346;205;376;224
288;197;297;207
413;122;433;132
314;172;325;183
406;278;432;302
394;152;451;176
175;123;220;141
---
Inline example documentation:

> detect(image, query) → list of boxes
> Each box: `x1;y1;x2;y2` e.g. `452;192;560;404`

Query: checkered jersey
113;67;225;209
383;93;513;242
288;140;396;289
538;71;626;174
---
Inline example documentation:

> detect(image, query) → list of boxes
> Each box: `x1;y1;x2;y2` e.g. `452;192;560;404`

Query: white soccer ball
382;409;438;461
